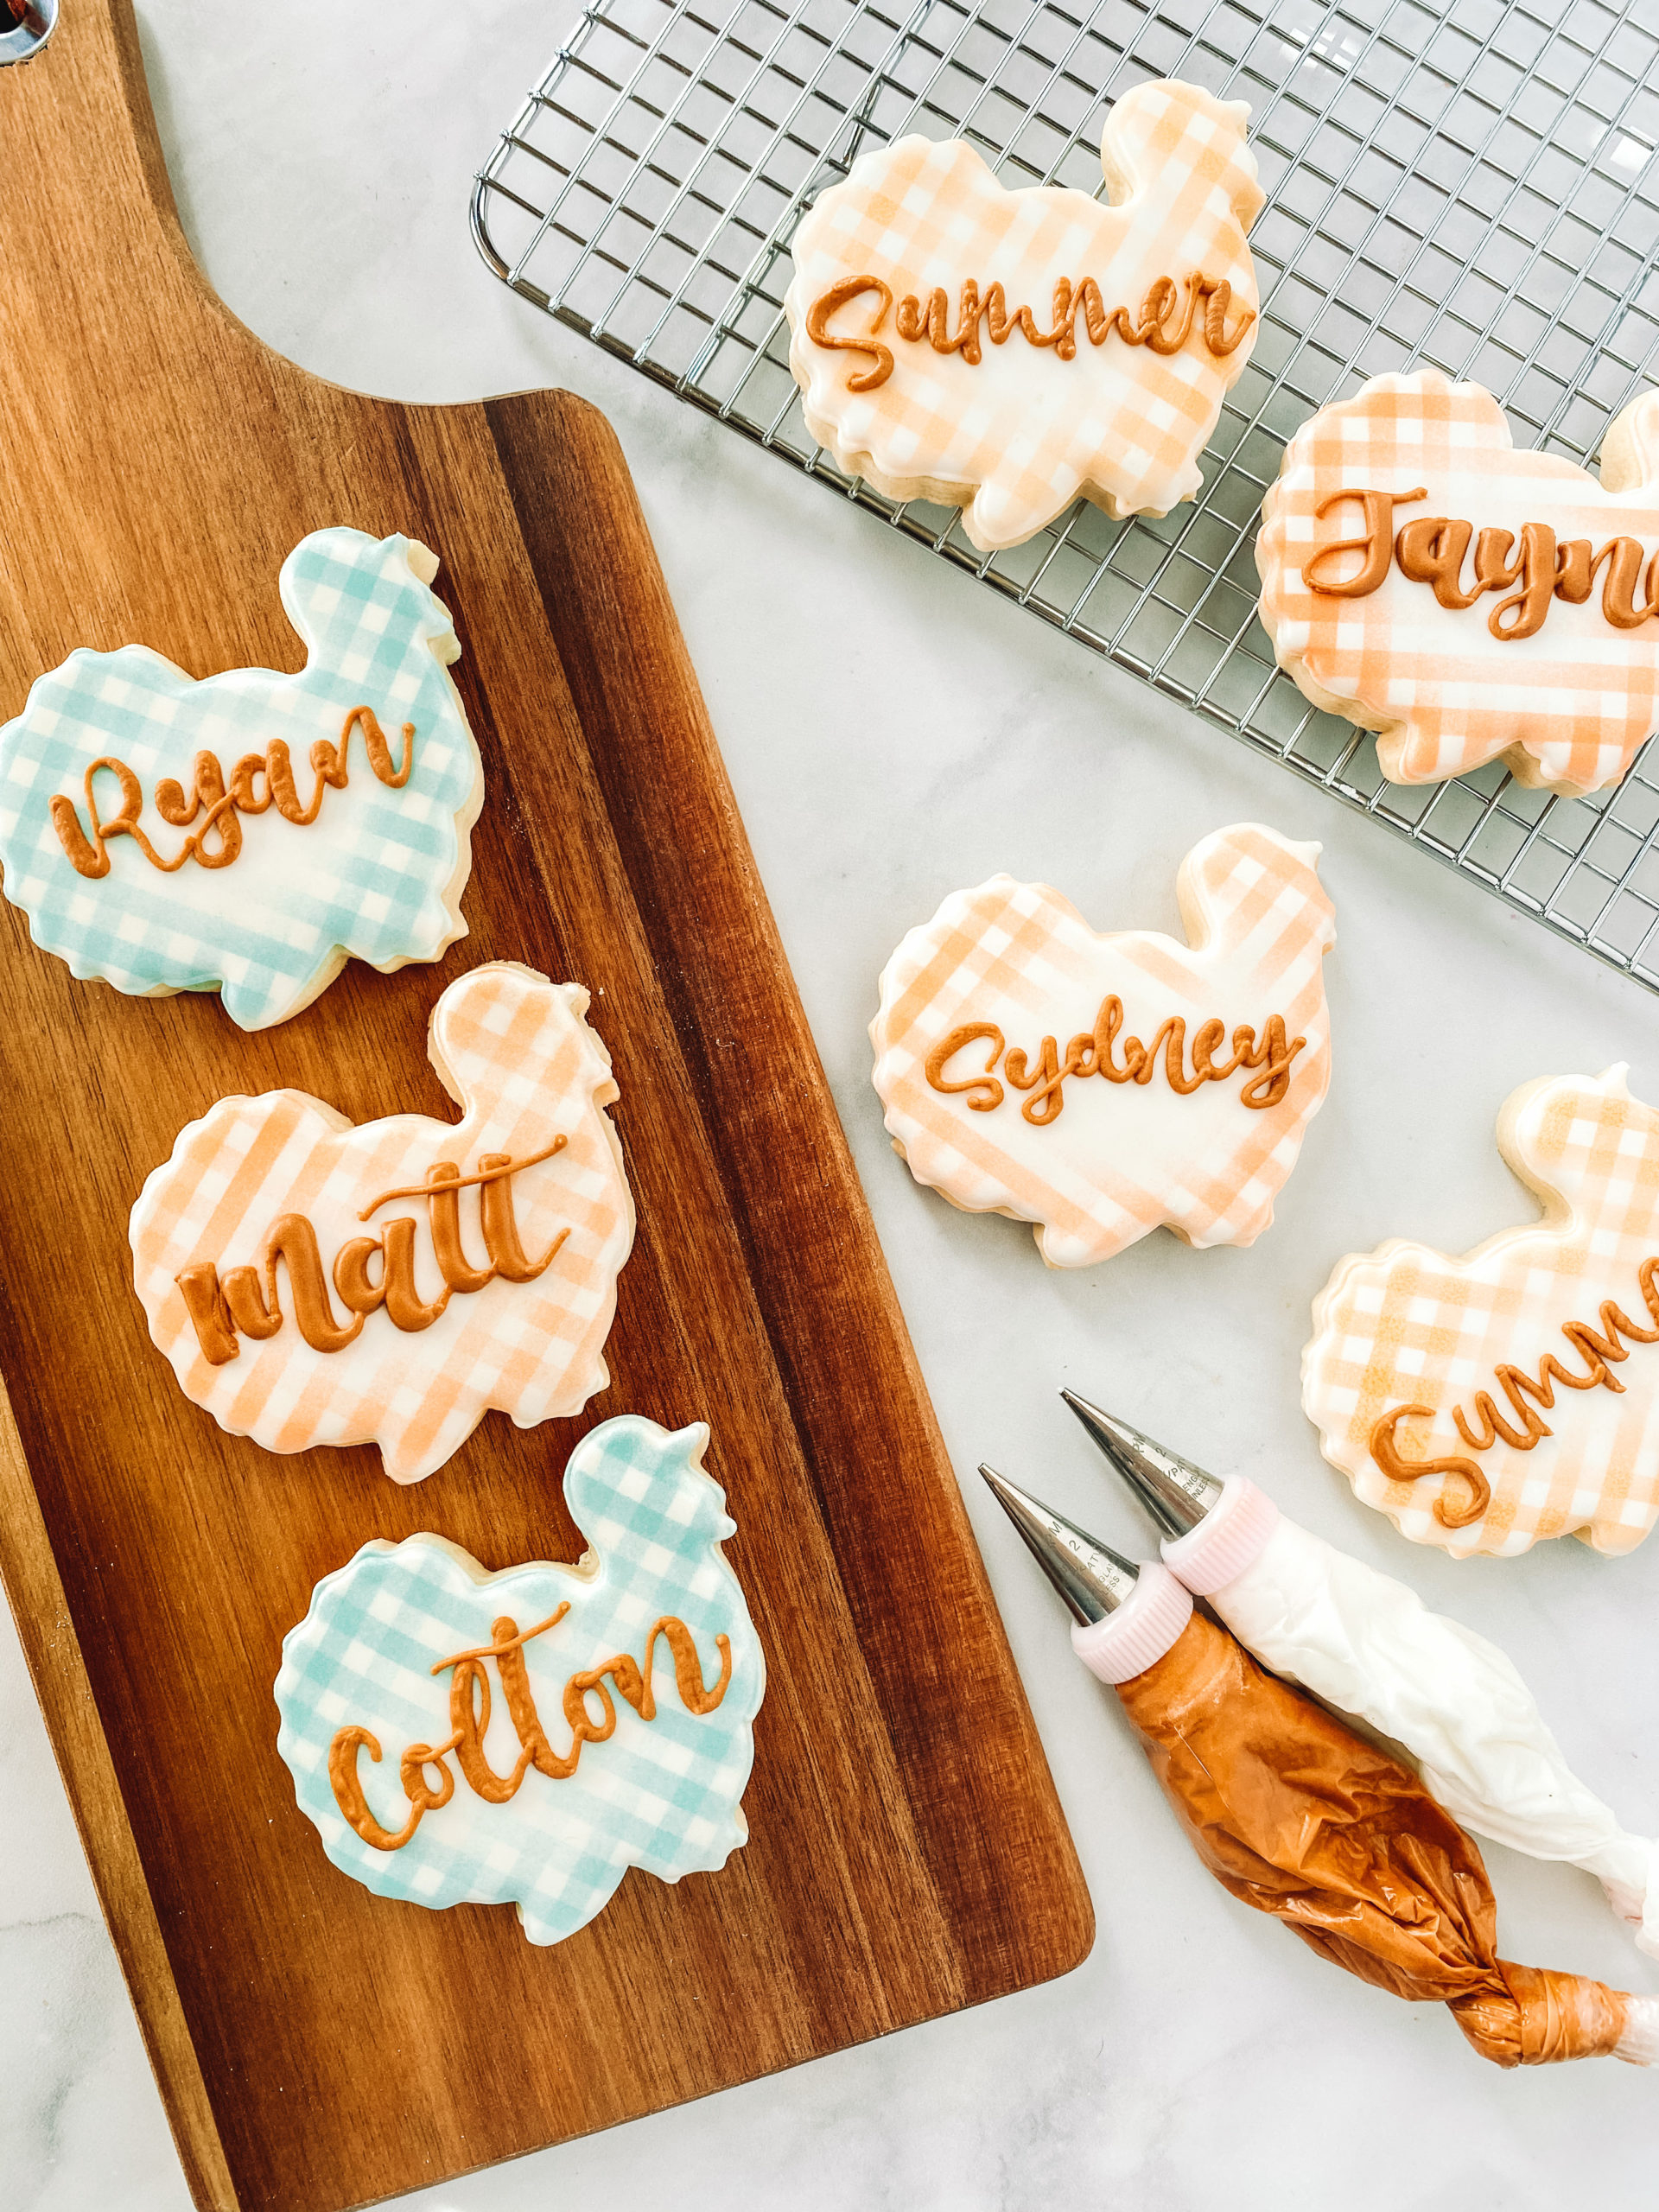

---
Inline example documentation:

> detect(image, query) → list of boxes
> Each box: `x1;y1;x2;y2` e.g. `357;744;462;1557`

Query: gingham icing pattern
784;79;1262;552
1303;1068;1659;1560
0;528;483;1030
130;962;636;1483
1257;372;1659;798
870;823;1334;1268
275;1416;764;1946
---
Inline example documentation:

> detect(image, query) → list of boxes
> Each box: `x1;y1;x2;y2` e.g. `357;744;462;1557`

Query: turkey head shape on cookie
785;78;1262;550
130;961;636;1482
1306;1068;1659;1560
870;824;1335;1267
1257;372;1659;798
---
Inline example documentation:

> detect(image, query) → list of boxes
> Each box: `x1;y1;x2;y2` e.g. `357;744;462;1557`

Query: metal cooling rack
474;0;1659;988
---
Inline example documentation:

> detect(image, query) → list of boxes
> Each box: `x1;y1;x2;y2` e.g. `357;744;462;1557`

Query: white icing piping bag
1063;1390;1659;1958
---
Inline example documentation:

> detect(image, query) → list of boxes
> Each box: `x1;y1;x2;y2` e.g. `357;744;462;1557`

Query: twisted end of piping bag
1061;1392;1278;1595
979;1465;1192;1686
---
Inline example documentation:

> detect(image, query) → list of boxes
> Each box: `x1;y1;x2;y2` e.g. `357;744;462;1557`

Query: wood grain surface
0;7;1091;2209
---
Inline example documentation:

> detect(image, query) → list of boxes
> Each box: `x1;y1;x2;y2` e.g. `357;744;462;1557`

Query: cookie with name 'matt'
785;79;1262;551
130;961;635;1482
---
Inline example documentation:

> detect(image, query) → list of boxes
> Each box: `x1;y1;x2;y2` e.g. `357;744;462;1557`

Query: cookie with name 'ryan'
870;823;1334;1267
785;79;1262;551
1258;371;1659;798
1304;1067;1659;1559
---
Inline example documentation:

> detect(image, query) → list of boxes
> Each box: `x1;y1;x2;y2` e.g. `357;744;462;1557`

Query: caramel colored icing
1302;486;1659;640
925;998;1305;1126
49;703;416;879
1116;1608;1630;2066
805;269;1255;394
329;1608;734;1853
175;1139;569;1365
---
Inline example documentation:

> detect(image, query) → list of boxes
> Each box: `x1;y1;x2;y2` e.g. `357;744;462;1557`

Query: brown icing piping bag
981;1465;1658;2068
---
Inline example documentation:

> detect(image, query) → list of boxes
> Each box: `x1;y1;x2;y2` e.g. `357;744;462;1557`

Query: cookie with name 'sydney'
785;78;1262;552
0;526;484;1029
871;823;1335;1267
1257;371;1659;798
130;962;635;1483
276;1415;765;1947
1305;1067;1659;1560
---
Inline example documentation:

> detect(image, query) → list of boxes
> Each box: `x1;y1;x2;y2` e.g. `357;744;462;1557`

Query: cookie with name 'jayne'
1304;1068;1659;1560
784;78;1262;552
870;823;1335;1267
130;961;635;1483
1257;372;1659;798
276;1415;764;1946
0;527;484;1030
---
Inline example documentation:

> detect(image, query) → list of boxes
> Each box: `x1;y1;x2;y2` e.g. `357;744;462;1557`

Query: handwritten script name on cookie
807;269;1255;393
926;997;1304;1126
1370;1255;1659;1530
50;704;415;879
330;1605;733;1853
1303;486;1659;640
175;1138;569;1364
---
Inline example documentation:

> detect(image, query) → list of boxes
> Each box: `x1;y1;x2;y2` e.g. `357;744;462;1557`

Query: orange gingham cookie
1257;371;1659;798
130;962;635;1482
784;79;1262;552
870;824;1334;1267
1304;1068;1659;1560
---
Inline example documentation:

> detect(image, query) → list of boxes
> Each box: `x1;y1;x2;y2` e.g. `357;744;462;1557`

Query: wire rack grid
473;0;1659;988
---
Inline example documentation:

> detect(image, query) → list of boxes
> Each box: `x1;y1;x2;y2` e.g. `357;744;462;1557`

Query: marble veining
5;2;1659;2204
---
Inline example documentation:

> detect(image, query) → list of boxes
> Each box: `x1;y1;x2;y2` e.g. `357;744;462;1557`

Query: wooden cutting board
0;7;1090;2209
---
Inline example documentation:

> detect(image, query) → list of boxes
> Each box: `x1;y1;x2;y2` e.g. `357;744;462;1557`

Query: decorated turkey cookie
276;1415;764;1946
1257;372;1659;797
130;962;634;1482
1305;1067;1659;1560
870;823;1334;1267
785;78;1262;551
0;527;484;1029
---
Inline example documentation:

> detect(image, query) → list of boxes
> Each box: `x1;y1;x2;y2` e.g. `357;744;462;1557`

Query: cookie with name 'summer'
785;78;1262;552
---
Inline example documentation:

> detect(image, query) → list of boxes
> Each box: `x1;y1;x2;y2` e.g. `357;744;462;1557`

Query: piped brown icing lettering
1302;488;1659;639
808;269;1255;392
176;1139;569;1365
50;703;416;879
1370;1256;1659;1528
328;1607;734;1852
925;997;1305;1126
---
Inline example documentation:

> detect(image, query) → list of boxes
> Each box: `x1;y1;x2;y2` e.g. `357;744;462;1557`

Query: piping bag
982;1464;1659;2066
1064;1391;1659;1959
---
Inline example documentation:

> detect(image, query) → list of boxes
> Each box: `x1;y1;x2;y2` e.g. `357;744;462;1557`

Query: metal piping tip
979;1464;1140;1625
1059;1390;1224;1540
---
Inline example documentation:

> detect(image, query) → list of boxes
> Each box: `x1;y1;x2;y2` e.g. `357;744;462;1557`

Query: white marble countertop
7;3;1659;2205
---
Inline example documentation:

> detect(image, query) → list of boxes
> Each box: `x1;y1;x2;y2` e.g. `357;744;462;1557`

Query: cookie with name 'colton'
0;526;484;1029
276;1415;764;1947
785;78;1262;552
130;961;635;1483
870;823;1335;1267
1257;371;1659;798
1305;1067;1659;1560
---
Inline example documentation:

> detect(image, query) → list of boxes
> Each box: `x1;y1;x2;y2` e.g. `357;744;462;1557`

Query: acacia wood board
0;7;1091;2209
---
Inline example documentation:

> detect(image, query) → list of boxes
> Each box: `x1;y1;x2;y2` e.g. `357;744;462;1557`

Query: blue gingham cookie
275;1416;765;1946
0;527;484;1030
